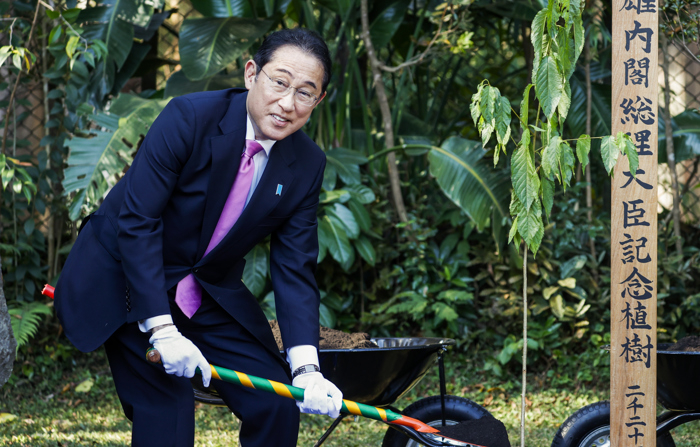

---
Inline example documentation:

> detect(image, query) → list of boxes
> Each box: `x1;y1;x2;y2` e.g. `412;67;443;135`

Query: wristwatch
292;364;320;379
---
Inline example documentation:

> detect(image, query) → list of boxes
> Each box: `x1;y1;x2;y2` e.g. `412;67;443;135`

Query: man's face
244;45;326;141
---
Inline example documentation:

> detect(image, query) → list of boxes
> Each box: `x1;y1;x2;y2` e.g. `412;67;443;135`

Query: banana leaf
190;0;291;18
428;137;511;243
63;95;171;220
179;17;273;81
164;69;245;97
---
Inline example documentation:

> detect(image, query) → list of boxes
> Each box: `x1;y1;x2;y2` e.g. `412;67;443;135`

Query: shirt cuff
286;345;319;372
138;314;174;333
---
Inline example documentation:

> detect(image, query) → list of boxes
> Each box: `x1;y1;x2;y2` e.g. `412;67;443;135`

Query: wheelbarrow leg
438;348;447;427
313;414;347;447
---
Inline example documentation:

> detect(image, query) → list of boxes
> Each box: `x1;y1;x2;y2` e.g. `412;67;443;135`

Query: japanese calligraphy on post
611;1;658;446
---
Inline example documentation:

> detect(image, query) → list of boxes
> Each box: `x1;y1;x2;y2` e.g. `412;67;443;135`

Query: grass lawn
2;345;699;446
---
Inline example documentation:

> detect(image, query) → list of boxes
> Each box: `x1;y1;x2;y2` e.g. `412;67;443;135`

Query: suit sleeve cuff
286;345;319;372
138;314;174;333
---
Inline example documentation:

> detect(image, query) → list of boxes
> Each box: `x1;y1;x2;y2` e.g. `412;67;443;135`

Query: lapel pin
276;184;283;196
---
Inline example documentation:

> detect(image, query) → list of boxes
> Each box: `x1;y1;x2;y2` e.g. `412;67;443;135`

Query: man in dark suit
55;28;342;446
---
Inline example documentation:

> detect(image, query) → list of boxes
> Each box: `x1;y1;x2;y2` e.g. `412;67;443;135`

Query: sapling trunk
520;243;528;447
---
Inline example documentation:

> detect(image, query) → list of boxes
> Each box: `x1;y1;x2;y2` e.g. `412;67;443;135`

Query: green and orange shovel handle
146;346;485;447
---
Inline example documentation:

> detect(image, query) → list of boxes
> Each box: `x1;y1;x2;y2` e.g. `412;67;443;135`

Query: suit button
193;268;200;273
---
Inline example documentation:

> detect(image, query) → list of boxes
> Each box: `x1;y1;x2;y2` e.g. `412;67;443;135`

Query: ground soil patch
668;335;700;352
268;320;377;350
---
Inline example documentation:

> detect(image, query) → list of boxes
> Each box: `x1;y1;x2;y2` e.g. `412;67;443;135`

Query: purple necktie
175;140;265;318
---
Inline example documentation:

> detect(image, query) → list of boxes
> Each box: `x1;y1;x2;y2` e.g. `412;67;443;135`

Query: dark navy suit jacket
55;88;326;363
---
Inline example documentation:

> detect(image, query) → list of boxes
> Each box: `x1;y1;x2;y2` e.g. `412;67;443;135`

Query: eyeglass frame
257;67;321;107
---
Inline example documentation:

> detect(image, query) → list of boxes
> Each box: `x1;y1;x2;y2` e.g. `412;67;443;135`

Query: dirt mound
268;320;377;350
668;335;700;352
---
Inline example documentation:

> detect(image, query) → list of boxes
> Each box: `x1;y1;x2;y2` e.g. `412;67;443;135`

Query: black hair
253;28;332;93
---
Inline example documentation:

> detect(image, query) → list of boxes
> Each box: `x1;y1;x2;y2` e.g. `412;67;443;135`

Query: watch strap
292;364;320;379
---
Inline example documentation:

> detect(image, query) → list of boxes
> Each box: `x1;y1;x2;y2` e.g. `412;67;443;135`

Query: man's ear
315;91;327;107
244;60;257;89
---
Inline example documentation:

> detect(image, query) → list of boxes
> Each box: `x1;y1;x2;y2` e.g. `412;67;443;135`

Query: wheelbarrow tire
382;395;493;447
551;400;676;447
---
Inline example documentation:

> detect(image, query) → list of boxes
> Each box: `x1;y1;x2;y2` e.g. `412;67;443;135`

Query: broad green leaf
658;109;700;162
530;9;547;77
319;303;336;328
495;96;512;147
480;86;497;147
191;0;252;18
470;84;483;126
0;413;17;423
63;95;171;220
558;141;576;188
618;132;639;177
543;285;559;300
428;137;510;234
558;277;577;289
318;215;355;271
508;215;519;244
520;84;533;131
79;0;152;69
542;176;554;220
432;302;459;324
511;130;539;210
319;190;350;204
600;135;618;175
542;135;560;180
345;184;375;204
354;234;376;266
180;17;273;81
551;294;565;319
326;148;367;186
243;244;268;297
326;203;359;238
573;13;584;65
517;198;544;255
347;198;371;232
535;56;563;119
164;69;244;98
369;0;410;50
568;74;611;137
576;134;591;173
558;80;571;121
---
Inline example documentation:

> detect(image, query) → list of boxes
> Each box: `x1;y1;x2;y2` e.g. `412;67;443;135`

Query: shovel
146;347;486;447
40;286;487;446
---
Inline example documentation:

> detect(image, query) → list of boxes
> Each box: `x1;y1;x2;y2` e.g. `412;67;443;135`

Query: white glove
149;325;212;387
292;372;343;418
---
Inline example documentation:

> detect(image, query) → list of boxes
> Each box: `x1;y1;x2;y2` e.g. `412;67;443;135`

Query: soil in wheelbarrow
668;335;700;352
268;320;378;350
438;417;511;447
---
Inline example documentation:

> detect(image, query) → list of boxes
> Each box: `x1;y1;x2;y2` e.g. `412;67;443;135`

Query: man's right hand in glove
149;325;212;387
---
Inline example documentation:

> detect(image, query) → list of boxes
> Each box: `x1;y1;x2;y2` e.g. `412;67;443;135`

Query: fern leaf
9;301;52;351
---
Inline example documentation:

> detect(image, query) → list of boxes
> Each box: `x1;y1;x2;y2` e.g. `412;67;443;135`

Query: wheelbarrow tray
319;337;455;407
657;343;700;411
192;337;454;408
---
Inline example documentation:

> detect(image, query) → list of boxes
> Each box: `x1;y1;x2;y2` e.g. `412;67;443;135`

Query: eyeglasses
258;68;320;107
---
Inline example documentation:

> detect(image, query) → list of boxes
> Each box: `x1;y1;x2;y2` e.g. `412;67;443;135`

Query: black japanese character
620;332;654;368
621;301;652;330
625;20;654;53
620;0;657;14
620;97;656;125
623;199;651;228
621;267;654;300
621;169;653;190
619;233;652;264
625;130;654;156
624;57;650;88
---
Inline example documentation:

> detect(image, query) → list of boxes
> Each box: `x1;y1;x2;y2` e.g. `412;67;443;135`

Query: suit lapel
196;93;247;260
203;133;296;261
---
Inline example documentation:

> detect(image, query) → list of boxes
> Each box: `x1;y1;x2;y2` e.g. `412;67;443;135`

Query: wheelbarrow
550;343;700;447
191;337;495;447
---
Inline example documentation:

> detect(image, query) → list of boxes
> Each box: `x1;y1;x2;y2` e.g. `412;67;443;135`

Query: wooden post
611;1;658;446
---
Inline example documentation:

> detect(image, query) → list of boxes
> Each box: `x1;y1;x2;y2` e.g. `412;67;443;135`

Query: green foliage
9;301;53;351
62;94;170;219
